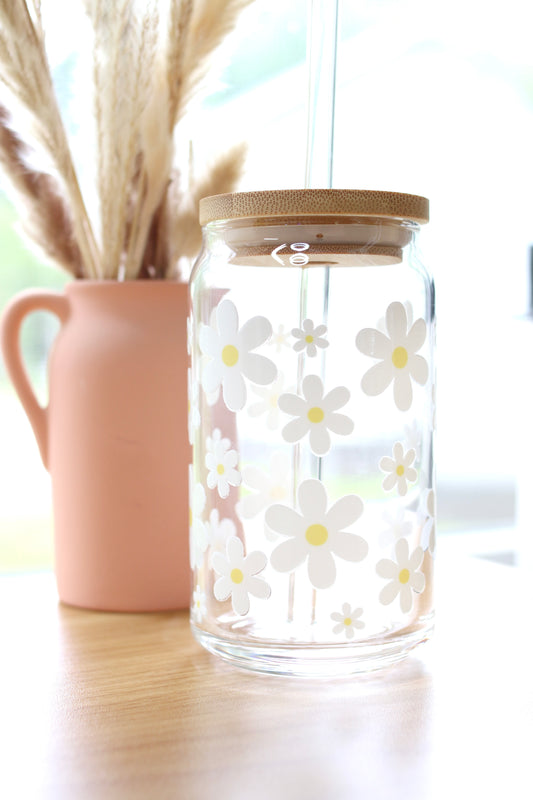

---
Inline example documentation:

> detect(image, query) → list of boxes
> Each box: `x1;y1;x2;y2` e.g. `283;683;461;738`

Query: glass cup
189;189;435;676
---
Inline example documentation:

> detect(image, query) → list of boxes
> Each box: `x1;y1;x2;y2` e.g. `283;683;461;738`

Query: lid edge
199;189;429;226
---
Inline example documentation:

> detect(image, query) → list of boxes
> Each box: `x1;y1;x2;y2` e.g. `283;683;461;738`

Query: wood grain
0;555;531;800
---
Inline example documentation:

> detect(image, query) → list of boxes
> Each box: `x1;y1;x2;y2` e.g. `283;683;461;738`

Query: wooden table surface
1;553;532;800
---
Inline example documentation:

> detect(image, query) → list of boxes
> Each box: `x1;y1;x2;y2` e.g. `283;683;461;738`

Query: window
1;0;530;572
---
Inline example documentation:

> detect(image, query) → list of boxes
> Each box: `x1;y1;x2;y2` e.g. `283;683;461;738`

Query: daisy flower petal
361;361;394;396
241;352;277;386
308;549;336;589
270;537;308;572
238;316;273;350
282;416;311;443
265;504;305;537
308;425;331;456
355;328;391;358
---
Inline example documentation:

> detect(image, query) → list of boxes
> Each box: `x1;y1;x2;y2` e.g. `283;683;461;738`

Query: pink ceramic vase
1;280;191;611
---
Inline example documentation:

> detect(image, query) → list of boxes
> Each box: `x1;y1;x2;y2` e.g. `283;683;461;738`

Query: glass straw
290;0;339;625
304;0;339;189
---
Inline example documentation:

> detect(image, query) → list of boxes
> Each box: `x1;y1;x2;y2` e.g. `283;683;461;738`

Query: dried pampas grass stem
0;0;100;277
0;0;251;281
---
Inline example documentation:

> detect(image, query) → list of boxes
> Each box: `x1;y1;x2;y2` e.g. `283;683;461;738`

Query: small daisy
269;323;291;353
248;372;289;430
212;536;271;616
376;537;425;613
278;374;354;456
356;301;428;411
205;428;242;499
331;603;365;639
266;479;368;590
379;504;413;548
191;584;207;623
291;319;329;357
206;507;236;553
420;488;436;556
240;451;291;520
189;466;208;569
199;298;277;412
379;442;417;496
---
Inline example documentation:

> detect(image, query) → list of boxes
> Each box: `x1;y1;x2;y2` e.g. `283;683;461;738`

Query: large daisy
376;537;425;613
356;301;428;411
199;298;277;412
266;479;367;590
278;375;354;456
211;536;271;616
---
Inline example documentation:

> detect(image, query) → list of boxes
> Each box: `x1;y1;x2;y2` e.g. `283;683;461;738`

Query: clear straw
301;0;339;625
304;0;340;189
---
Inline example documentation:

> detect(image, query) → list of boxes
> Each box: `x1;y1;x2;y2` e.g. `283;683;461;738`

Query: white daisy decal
379;504;413;548
292;319;329;357
189;466;208;569
206;507;236;553
356;301;428;411
212;536;271;616
205;428;242;499
199;298;277;412
248;372;289;430
240;451;291;520
420;488;436;556
266;479;368;590
192;584;207;623
278;375;354;457
380;442;417;496
376;537;425;613
330;603;365;639
269;323;291;353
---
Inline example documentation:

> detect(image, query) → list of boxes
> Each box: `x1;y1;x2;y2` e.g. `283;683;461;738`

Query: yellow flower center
217;463;225;475
270;394;279;407
399;568;410;584
230;568;244;584
222;344;239;367
307;406;325;424
305;334;314;344
392;346;408;369
396;464;405;477
343;617;352;627
305;523;329;546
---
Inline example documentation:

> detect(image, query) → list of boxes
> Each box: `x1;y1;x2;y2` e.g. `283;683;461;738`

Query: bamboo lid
199;189;429;226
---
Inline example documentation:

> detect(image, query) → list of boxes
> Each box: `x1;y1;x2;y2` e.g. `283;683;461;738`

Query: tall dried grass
0;0;251;280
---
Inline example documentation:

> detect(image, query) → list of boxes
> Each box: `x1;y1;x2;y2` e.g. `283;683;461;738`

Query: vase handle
0;289;69;470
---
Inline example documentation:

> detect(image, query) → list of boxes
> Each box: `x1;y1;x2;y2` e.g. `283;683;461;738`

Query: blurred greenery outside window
1;0;532;573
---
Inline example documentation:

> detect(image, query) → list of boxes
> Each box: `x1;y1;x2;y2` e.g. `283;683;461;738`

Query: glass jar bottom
191;615;435;677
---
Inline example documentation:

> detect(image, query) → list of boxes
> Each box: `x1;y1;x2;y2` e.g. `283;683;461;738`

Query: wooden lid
199;189;429;226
